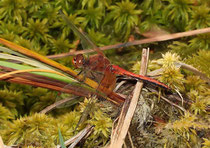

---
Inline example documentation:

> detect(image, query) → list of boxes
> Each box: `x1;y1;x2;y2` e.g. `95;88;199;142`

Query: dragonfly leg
89;71;98;80
74;95;96;133
76;69;87;82
77;70;83;76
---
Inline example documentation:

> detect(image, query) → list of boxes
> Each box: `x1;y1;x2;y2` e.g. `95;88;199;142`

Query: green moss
0;0;209;147
2;113;56;147
0;103;14;129
187;50;210;77
104;0;142;40
0;88;24;115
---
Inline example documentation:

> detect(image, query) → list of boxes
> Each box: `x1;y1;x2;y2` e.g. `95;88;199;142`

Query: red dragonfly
59;11;169;130
60;11;169;98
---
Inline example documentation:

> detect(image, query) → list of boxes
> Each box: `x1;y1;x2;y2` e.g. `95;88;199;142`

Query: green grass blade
0;60;75;83
58;128;66;148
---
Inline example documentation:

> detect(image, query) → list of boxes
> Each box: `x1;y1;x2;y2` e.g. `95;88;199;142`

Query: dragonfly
60;11;170;91
59;10;170;130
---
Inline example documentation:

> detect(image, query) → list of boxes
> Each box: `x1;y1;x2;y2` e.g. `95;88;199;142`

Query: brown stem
47;27;210;59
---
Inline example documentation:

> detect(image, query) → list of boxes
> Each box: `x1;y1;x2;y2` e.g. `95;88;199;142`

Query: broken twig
109;48;150;148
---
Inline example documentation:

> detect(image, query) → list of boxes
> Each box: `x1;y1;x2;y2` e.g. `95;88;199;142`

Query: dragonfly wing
59;10;104;56
74;97;97;131
55;82;92;109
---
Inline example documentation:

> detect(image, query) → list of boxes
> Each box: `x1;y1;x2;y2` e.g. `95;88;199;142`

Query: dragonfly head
72;54;86;68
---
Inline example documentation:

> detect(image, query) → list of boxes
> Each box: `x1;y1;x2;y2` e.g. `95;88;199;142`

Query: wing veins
59;10;104;56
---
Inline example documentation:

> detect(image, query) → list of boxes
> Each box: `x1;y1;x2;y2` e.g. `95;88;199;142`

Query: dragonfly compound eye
72;57;77;64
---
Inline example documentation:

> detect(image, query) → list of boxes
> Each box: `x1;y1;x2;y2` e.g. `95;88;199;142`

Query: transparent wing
59;10;104;56
55;82;94;109
59;10;118;129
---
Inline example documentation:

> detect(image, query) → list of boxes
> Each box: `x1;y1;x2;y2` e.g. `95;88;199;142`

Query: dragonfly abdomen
111;65;170;90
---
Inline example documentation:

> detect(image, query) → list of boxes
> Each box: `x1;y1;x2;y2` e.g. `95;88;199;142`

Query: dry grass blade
109;48;150;148
149;88;187;112
114;81;126;92
40;96;78;114
0;71;89;97
0;136;4;148
128;132;135;148
0;52;53;70
56;125;94;148
68;126;94;148
175;62;210;84
160;95;186;112
0;46;27;58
